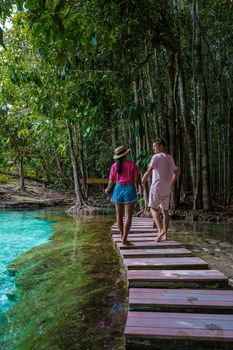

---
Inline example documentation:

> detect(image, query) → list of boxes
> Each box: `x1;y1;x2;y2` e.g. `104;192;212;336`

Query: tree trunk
227;87;233;206
133;78;144;156
18;156;25;191
66;119;85;206
147;50;159;138
195;1;211;210
139;68;150;152
166;50;179;209
190;0;211;210
77;122;88;199
111;112;118;149
55;155;69;187
177;57;197;196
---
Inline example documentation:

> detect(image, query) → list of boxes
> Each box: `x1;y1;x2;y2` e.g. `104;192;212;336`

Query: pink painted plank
124;257;208;269
128;269;227;281
112;233;157;237
111;228;157;233
130;288;233;299
125;327;233;341
121;248;193;257
127;310;233;320
129;288;233;308
112;225;154;229
112;219;153;221
127;270;229;289
112;221;154;224
113;236;157;242
125;311;233;340
116;241;181;249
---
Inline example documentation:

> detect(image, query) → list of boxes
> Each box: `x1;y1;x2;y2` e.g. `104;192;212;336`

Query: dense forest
0;0;232;212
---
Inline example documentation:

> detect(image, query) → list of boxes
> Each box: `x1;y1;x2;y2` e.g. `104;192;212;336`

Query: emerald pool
0;210;53;313
0;209;126;350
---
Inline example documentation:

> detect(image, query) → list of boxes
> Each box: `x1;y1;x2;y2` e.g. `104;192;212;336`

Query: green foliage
0;0;232;204
136;150;151;173
0;174;11;184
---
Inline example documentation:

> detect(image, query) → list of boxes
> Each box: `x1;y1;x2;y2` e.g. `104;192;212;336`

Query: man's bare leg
161;209;169;240
150;207;163;241
122;203;134;245
115;203;124;239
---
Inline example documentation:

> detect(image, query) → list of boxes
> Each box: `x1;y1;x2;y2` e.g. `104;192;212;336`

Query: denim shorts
112;184;137;204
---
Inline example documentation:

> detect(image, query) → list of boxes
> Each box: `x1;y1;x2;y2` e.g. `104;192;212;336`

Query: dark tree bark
166;50;180;209
66;119;85;206
18;156;25;191
190;0;212;210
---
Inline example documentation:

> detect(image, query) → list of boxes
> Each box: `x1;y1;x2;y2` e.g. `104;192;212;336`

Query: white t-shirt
149;152;177;196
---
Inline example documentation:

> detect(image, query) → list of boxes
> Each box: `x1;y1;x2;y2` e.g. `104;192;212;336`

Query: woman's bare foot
122;240;134;246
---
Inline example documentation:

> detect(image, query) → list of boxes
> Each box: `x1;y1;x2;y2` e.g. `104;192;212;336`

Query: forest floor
0;180;76;209
168;206;233;222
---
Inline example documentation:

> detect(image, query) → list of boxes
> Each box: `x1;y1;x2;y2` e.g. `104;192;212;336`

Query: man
142;139;179;241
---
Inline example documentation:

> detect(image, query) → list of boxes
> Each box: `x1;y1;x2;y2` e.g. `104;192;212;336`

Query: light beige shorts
148;193;170;210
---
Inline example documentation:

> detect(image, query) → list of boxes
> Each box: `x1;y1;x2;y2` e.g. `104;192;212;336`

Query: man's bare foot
122;240;134;246
156;231;166;242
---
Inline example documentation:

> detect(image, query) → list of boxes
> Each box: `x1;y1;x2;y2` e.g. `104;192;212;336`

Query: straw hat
113;145;130;160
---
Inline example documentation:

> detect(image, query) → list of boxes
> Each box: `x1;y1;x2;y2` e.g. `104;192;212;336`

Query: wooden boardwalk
111;217;233;349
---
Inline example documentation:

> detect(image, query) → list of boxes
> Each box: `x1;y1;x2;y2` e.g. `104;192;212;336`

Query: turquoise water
0;210;53;314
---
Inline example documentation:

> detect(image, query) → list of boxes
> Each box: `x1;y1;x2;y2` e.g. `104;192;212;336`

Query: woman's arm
104;180;114;195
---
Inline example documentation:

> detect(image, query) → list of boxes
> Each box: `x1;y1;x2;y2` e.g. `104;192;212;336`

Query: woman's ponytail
117;158;123;174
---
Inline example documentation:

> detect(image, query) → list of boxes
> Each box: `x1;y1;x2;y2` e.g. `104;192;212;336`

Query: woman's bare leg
115;203;124;239
122;203;135;245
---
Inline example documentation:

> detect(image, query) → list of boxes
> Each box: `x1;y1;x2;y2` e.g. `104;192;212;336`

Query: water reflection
170;220;233;243
169;220;233;281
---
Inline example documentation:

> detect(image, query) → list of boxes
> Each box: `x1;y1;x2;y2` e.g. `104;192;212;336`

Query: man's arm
142;166;153;185
172;169;180;186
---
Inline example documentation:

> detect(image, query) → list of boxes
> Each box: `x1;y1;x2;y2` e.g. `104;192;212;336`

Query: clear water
0;212;126;350
0;210;53;314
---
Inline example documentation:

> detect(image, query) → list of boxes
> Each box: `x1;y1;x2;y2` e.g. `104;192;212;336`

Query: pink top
109;160;140;184
149;153;177;196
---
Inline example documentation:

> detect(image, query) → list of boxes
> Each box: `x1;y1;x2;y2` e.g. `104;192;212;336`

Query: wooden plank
128;269;229;289
113;236;157;242
80;178;109;184
112;219;153;223
111;228;157;233
112;226;156;229
129;288;233;313
124;257;208;270
116;241;181;249
112;233;157;238
121;248;193;258
125;311;233;341
112;222;154;226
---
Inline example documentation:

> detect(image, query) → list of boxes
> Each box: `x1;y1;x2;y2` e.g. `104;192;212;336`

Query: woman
105;146;143;245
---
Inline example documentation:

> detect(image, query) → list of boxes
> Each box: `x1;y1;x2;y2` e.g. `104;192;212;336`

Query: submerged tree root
66;202;111;216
